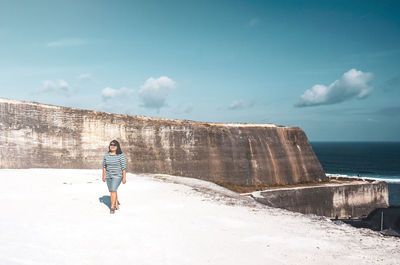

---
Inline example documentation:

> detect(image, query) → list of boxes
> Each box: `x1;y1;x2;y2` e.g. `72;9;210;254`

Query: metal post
380;211;384;231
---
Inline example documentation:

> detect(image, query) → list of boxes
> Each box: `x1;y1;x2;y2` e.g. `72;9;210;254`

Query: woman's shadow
99;195;119;209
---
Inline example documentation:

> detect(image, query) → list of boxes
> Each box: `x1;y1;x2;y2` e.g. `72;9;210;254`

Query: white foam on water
327;173;400;183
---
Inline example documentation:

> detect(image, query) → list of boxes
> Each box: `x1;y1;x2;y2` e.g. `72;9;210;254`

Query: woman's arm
102;155;106;182
102;167;106;182
121;154;127;184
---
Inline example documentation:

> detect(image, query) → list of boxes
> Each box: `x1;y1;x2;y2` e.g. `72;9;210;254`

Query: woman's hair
108;139;123;154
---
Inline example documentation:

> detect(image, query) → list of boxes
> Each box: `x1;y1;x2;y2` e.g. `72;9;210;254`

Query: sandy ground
0;169;399;265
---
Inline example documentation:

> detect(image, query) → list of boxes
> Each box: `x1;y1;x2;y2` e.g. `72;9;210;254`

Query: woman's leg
110;191;115;209
115;192;119;209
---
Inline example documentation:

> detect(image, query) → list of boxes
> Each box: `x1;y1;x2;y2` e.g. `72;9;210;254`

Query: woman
102;140;127;214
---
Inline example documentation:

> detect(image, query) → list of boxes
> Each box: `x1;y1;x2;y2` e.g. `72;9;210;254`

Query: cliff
251;180;389;218
0;97;327;188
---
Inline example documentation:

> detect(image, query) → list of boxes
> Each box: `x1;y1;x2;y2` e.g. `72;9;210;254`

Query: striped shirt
102;152;127;178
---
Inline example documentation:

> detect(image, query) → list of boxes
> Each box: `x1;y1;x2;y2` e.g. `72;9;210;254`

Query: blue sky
0;0;399;141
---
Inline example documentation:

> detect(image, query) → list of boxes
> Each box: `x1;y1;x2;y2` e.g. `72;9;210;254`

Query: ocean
310;142;400;206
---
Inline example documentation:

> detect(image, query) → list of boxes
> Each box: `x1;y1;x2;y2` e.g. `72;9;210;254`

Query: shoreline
327;173;400;207
327;173;400;184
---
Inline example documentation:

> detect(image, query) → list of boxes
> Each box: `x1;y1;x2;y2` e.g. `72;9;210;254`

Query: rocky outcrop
0;97;327;187
251;180;389;218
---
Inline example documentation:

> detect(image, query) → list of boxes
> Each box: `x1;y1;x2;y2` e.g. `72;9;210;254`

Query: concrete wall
251;181;389;218
0;97;327;187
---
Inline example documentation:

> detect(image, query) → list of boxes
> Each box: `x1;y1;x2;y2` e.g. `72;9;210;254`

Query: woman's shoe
110;207;115;214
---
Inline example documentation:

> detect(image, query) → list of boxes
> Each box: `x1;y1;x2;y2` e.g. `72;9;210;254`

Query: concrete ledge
250;180;389;218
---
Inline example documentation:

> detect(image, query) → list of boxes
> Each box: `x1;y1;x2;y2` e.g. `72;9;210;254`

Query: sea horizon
310;141;400;206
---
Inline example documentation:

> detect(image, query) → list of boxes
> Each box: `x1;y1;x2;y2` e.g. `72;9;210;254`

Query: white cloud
78;73;92;81
139;76;176;110
101;87;134;101
41;79;70;93
228;99;255;110
295;68;374;107
58;80;69;91
46;38;86;47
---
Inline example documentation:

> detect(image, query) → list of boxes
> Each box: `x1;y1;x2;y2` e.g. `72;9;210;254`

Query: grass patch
212;178;333;193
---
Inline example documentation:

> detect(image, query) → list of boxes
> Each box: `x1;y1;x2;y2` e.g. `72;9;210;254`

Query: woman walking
102;140;127;214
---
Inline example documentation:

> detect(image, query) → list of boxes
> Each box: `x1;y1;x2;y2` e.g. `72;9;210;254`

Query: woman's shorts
106;177;122;192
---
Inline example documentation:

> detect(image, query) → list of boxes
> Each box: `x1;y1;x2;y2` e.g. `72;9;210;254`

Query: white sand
0;169;398;265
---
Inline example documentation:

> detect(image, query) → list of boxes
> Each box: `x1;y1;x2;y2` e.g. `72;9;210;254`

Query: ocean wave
327;173;400;183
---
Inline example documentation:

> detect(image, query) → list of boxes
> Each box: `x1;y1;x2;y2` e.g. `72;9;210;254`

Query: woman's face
109;142;117;152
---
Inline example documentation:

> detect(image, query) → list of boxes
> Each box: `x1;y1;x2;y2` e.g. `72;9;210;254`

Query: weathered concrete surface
251;180;389;218
0;97;327;187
